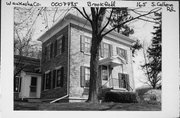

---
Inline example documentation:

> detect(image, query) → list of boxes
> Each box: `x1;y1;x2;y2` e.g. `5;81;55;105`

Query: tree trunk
87;35;102;103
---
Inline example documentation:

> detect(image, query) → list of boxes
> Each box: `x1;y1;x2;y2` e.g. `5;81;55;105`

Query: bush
143;89;161;104
104;91;139;103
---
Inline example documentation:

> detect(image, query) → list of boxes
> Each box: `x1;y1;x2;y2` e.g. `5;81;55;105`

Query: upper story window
44;35;65;61
57;35;63;55
45;44;51;61
116;47;127;61
100;42;113;58
80;35;91;54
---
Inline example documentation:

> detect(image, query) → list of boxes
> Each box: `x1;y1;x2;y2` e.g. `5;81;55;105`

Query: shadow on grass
14;101;161;111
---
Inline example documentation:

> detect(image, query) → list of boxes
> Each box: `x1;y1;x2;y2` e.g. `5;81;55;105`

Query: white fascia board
37;14;135;46
37;19;70;43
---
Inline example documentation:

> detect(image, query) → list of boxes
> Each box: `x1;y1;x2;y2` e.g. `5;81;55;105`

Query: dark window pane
30;86;36;92
31;77;37;86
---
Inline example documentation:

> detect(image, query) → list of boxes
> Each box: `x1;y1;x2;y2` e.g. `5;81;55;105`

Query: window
56;67;64;87
14;76;21;92
52;70;56;88
54;40;57;57
100;42;113;58
103;43;110;58
85;67;90;87
56;35;65;56
80;35;91;54
102;65;108;81
80;66;90;87
118;73;129;90
30;77;37;92
45;44;51;61
44;71;51;90
50;43;53;58
57;37;62;55
117;47;127;61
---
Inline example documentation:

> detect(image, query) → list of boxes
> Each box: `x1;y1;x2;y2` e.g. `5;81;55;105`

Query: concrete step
110;88;128;92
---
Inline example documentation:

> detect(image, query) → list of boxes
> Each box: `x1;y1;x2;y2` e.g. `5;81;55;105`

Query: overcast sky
34;7;156;88
17;7;157;89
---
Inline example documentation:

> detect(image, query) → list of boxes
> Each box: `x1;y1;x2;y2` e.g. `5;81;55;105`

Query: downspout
50;23;71;104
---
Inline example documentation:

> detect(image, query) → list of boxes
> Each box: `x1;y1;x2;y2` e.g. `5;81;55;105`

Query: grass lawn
14;101;161;111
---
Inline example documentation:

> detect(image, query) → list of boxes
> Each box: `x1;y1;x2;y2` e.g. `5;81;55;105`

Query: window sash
117;47;127;60
118;73;129;90
56;69;61;87
57;38;62;55
14;76;21;92
81;35;91;54
101;42;112;58
46;44;51;61
81;66;90;87
45;72;51;90
56;67;64;87
84;67;90;87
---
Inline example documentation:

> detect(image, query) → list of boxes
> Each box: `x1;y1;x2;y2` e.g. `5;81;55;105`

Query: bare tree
74;7;161;103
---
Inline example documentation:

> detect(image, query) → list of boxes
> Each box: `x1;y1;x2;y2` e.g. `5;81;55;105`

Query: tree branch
83;7;92;24
102;7;161;37
53;7;58;23
74;7;92;24
138;17;158;23
99;9;113;35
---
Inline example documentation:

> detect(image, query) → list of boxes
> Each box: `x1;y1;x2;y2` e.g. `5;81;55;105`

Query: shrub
104;91;139;103
143;89;161;104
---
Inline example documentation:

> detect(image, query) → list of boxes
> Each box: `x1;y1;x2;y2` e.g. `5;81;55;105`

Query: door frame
100;65;110;87
29;76;37;98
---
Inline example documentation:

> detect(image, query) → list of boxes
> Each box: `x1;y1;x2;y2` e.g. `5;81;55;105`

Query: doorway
101;65;109;87
29;77;37;98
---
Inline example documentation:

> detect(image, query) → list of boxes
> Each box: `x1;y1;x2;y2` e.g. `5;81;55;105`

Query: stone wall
69;25;135;99
41;26;69;99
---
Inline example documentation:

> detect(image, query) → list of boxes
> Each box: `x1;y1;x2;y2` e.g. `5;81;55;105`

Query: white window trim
55;65;62;70
84;66;90;88
14;76;21;93
117;47;127;60
55;67;63;88
44;70;50;91
45;43;51;62
56;35;63;57
57;35;63;40
82;35;91;55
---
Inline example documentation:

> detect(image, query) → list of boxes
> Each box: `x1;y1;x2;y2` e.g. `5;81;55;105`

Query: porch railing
100;78;133;92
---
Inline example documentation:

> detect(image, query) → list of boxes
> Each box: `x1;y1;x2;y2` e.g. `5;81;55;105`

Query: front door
101;65;109;87
29;77;37;98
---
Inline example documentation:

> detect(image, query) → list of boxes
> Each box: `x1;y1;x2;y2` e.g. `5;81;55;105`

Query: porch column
109;65;113;88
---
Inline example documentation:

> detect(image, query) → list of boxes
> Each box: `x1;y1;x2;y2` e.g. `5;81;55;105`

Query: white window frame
117;47;127;60
44;70;50;91
56;35;63;56
56;67;63;88
14;76;21;93
84;67;90;87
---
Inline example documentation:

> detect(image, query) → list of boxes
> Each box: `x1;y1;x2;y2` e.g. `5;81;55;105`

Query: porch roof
99;55;126;67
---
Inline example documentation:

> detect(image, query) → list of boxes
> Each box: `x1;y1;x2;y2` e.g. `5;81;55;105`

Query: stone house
38;14;135;102
14;55;41;99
